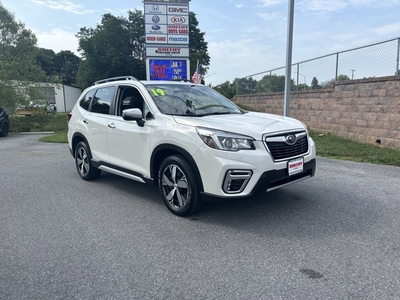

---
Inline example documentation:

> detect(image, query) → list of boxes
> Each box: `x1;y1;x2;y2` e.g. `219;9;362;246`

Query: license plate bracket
288;157;304;176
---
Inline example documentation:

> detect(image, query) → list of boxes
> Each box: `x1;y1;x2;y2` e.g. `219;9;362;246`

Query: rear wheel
0;122;8;137
158;155;202;216
75;141;101;180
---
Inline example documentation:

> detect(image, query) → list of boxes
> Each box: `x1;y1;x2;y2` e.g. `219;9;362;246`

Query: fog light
222;170;252;194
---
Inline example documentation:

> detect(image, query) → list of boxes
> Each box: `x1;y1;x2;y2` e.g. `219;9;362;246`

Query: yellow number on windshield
150;88;165;96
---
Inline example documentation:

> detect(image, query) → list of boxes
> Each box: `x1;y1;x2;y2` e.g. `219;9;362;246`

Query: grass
309;131;400;167
9;113;68;143
8;113;400;167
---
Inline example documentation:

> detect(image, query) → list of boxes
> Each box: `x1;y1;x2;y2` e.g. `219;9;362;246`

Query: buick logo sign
285;134;297;145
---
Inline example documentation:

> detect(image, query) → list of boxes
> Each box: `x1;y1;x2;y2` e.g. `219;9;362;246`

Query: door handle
108;123;116;129
83;119;88;124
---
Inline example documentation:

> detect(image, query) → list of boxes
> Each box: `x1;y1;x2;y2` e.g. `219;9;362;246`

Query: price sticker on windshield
288;157;304;176
150;88;165;97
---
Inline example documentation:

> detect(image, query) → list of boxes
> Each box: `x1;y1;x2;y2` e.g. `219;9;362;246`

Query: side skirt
91;160;154;185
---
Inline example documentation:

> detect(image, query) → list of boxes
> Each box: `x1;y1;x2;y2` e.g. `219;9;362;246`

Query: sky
2;0;400;86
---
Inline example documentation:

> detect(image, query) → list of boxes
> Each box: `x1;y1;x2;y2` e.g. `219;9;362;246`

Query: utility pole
351;69;356;80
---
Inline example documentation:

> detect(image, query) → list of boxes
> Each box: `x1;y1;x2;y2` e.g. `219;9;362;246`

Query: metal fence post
335;53;339;80
396;38;400;75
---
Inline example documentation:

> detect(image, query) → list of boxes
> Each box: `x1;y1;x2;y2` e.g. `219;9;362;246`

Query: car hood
173;111;305;140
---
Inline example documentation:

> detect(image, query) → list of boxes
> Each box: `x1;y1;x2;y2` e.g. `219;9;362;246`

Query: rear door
83;85;116;163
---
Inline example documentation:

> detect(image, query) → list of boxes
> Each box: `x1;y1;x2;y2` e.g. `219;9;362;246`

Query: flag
191;61;202;84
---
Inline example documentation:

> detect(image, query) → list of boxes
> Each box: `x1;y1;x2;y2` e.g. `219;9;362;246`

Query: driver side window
117;87;151;119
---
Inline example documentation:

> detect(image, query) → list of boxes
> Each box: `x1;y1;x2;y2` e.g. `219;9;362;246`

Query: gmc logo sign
168;7;188;13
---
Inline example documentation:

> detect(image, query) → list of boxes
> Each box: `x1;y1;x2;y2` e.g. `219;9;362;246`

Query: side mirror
122;108;145;127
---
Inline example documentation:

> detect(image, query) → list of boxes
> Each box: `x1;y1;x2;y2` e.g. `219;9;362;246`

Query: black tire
158;155;202;216
75;141;101;181
0;122;9;137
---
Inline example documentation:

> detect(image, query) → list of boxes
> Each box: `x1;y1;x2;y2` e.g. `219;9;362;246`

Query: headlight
196;127;255;151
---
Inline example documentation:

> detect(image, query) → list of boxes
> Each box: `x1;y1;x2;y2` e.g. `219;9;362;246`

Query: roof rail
94;76;138;85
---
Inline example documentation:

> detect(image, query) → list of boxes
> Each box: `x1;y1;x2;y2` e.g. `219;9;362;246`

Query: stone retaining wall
232;76;400;150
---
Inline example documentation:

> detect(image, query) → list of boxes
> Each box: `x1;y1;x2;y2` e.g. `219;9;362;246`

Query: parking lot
1;134;399;299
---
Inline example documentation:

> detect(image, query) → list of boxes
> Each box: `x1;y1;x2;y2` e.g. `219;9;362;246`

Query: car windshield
144;83;242;116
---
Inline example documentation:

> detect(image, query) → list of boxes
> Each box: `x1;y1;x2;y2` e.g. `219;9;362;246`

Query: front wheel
158;155;202;216
75;141;101;181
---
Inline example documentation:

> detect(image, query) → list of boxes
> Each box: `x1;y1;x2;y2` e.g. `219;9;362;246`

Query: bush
9;113;68;133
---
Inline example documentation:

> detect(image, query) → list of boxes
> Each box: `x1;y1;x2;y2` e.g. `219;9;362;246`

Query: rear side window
91;86;116;115
79;90;95;111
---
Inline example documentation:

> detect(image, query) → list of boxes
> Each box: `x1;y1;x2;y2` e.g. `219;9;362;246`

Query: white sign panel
145;14;167;25
167;6;189;15
168;35;189;44
146;34;168;44
146;46;189;57
145;24;168;35
145;4;167;14
168;25;189;35
168;15;188;25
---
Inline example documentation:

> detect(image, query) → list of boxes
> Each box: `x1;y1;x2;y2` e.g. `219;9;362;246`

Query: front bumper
251;158;315;195
194;138;317;198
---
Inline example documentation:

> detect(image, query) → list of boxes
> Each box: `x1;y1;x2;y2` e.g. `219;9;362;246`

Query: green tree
127;10;146;61
54;50;81;86
236;77;258;94
76;12;146;88
189;12;210;77
36;48;57;77
337;74;350;81
213;80;236;99
0;3;48;110
311;77;321;89
255;74;289;93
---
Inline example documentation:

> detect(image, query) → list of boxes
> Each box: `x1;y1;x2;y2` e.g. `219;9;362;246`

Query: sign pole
283;0;295;117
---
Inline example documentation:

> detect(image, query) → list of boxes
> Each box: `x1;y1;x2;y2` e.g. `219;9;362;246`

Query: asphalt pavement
0;134;399;299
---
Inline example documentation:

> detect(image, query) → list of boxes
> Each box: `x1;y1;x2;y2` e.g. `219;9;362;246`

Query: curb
20;132;55;135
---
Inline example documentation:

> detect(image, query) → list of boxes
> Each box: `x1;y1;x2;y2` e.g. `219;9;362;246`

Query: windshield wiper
196;111;239;117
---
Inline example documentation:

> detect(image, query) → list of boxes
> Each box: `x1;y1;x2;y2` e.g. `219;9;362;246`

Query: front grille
265;132;309;160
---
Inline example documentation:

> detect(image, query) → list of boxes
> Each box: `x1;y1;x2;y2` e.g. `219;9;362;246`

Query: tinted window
79;90;95;111
91;86;116;115
117;87;147;117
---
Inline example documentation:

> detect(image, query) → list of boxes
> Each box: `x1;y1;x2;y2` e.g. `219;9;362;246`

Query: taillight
67;112;72;122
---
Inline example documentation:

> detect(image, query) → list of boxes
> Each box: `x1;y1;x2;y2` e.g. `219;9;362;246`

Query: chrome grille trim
263;131;309;161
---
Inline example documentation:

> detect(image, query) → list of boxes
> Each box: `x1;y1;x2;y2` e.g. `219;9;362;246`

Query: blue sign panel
149;59;187;80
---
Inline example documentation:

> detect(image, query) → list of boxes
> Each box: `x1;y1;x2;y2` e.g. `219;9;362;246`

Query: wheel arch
150;144;204;192
71;133;90;158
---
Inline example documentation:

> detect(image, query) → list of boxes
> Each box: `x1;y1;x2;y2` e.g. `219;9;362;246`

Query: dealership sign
146;46;189;57
144;2;190;45
144;0;190;80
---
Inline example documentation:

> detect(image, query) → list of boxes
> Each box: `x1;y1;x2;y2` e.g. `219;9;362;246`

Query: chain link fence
235;37;400;95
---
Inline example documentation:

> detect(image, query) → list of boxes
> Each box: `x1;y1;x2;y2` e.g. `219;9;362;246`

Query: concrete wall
232;76;400;150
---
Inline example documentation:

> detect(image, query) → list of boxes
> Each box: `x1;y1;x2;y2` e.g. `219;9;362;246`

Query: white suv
68;76;316;216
